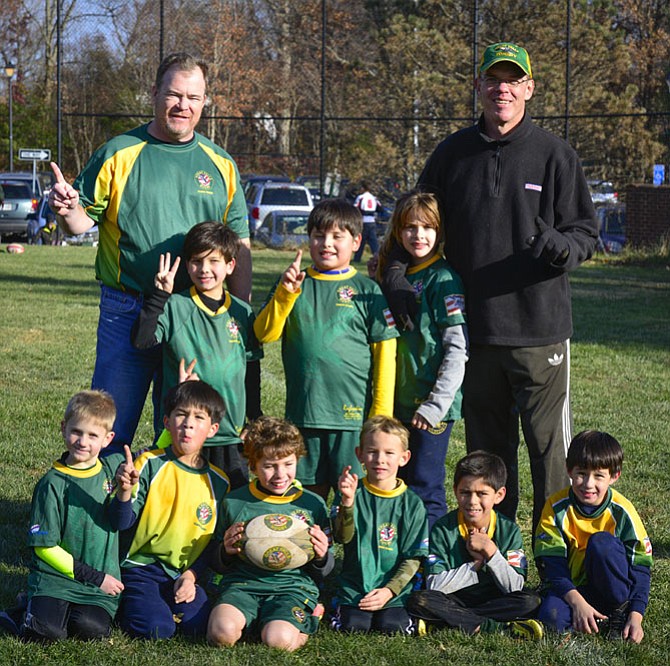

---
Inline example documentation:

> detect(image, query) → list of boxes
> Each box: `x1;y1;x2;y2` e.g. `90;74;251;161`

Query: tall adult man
49;52;251;455
384;43;597;534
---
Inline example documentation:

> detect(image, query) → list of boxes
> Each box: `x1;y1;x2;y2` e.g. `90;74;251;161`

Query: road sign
18;148;51;162
653;164;665;187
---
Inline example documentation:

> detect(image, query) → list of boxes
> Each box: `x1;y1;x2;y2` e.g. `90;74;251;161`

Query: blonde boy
332;416;428;634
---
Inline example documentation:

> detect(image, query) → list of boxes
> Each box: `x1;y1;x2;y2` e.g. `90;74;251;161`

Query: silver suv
246;182;314;235
0;180;39;238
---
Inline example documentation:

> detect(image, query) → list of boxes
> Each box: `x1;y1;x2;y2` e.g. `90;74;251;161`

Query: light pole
4;62;15;172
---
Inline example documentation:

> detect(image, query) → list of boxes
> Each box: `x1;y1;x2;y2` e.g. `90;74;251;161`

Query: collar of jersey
53;457;103;478
569;486;612;519
249;479;304;503
407;254;442;276
307;266;357;281
190;285;231;315
362;476;407;498
457;508;497;540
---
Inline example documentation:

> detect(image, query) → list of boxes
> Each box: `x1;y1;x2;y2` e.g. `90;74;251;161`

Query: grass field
0;244;669;665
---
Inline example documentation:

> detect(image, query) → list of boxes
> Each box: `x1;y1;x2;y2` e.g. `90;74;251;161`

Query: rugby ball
6;243;25;254
238;513;314;571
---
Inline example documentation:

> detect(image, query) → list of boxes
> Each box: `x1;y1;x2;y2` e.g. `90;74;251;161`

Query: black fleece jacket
419;113;597;347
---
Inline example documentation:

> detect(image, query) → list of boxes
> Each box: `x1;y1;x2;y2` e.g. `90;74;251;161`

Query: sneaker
507;619;544;640
602;601;630;640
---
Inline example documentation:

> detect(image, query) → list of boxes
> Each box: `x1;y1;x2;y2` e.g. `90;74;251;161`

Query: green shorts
298;428;363;489
214;587;322;635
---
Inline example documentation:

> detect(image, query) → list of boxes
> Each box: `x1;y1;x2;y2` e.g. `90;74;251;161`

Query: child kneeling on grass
17;391;123;642
112;380;229;640
534;430;653;643
408;452;543;639
207;416;333;652
331;415;429;634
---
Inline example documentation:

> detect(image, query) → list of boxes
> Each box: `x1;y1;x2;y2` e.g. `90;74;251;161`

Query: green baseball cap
479;42;532;77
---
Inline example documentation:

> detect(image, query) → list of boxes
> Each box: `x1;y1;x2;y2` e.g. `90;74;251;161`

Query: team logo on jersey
196;503;214;526
413;280;424;302
194;170;213;190
383;308;396;328
379;523;397;550
291;510;310;524
506;549;527;570
227;318;241;341
445;294;464;316
102;477;115;495
292;607;306;623
343;404;363;421
336;285;356;307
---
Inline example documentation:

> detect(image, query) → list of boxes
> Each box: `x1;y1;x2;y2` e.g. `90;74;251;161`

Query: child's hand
115;445;140;496
358;587;393;611
174;570;197;604
466;527;496;561
178;357;200;382
338;465;358;507
154;252;181;293
411;412;432;431
623;610;644;643
566;590;607;634
100;573;124;596
223;522;246;556
281;249;305;293
308;524;330;560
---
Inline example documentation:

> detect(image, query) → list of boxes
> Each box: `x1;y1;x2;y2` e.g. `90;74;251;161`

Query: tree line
1;0;669;195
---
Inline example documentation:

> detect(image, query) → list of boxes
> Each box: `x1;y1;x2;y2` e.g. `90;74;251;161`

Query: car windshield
261;189;309;206
1;183;33;198
279;215;309;233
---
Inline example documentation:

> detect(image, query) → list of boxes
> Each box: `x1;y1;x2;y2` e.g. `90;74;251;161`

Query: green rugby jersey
74;124;249;294
426;509;528;603
215;481;330;602
534;486;653;587
26;453;124;616
395;255;466;423
256;267;398;429
156;286;261;446
335;478;428;607
122;447;230;578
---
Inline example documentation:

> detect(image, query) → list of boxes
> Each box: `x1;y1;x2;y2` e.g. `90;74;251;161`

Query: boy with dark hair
207;416;333;652
18;390;123;642
113;380;230;639
254;199;398;499
132;220;261;488
331;416;428;634
408;451;542;639
535;430;652;643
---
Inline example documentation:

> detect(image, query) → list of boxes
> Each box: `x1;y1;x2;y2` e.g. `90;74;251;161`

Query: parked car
243;174;291;200
0;170;55;198
295;175;322;202
0;180;39;239
247;182;314;235
588;180;618;205
596;204;625;254
255;209;310;249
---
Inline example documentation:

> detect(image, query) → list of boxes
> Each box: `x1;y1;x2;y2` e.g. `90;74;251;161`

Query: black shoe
0;609;22;636
605;601;630;640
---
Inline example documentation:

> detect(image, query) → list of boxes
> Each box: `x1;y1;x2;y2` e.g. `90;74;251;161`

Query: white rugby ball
239;513;314;571
6;243;25;254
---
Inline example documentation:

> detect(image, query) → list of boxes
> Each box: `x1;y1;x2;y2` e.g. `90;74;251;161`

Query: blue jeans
92;285;163;455
353;223;379;262
398;420;454;528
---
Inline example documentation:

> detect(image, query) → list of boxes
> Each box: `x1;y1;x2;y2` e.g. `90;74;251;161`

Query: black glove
529;216;570;265
380;243;417;331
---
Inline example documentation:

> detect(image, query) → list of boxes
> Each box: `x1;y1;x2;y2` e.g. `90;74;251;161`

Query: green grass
1;244;669;665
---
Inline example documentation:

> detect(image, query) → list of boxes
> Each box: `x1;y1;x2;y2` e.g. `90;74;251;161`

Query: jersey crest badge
102;477;115;495
194;170;213;190
337;285;356;307
292;607;306;623
379;523;397;549
227;318;241;341
413;280;424;302
196;502;214;526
